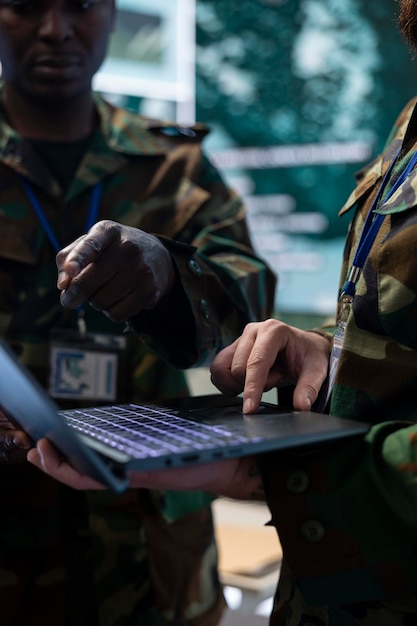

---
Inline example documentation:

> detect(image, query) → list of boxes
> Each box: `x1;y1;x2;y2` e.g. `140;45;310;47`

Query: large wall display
195;0;417;315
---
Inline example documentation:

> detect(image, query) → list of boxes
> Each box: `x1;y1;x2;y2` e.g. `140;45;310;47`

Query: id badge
322;294;351;409
313;319;346;413
48;329;127;402
325;321;345;404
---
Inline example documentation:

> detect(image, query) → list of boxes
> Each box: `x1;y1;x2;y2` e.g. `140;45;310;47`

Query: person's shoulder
384;95;417;148
96;94;210;147
394;95;417;126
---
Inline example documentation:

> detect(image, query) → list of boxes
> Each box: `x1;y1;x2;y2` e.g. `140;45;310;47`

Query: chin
28;93;75;108
25;82;89;105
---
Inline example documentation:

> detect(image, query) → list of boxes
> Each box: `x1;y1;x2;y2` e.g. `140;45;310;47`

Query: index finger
230;322;283;414
241;341;280;413
56;221;119;284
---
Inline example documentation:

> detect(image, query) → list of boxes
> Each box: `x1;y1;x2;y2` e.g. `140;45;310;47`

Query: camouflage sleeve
259;419;417;608
129;154;277;368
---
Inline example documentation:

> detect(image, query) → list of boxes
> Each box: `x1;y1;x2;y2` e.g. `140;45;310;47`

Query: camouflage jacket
0;90;276;626
260;97;417;626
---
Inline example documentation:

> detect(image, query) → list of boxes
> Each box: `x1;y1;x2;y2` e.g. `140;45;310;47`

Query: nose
38;6;73;42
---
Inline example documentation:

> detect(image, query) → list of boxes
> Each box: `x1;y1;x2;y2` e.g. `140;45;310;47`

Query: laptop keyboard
59;403;249;459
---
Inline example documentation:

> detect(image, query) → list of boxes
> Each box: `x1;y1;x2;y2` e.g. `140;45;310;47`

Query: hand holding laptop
28;439;263;499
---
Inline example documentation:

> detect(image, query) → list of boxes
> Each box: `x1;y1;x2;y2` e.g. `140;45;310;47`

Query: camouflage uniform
259;96;417;626
0;89;276;625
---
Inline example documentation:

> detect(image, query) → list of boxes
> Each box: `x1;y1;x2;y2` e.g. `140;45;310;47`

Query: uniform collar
338;97;417;217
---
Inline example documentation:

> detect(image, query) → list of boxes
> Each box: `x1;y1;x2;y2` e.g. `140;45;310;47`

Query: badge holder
48;316;128;403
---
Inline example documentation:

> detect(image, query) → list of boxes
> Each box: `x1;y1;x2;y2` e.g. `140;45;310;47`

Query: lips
31;54;82;79
33;54;81;67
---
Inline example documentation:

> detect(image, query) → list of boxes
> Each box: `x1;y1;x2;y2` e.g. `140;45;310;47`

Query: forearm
129;214;277;369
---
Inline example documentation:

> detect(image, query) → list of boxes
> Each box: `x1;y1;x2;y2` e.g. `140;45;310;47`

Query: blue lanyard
20;176;102;253
20;177;103;335
341;148;417;299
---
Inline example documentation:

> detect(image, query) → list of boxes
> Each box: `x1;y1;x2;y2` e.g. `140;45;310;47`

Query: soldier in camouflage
0;0;276;625
29;0;417;624
212;0;417;623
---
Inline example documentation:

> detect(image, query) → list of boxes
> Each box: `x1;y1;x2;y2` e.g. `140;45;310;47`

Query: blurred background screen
94;1;417;322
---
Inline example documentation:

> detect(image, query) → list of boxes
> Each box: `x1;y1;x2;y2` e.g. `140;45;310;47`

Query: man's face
0;0;116;102
399;0;417;52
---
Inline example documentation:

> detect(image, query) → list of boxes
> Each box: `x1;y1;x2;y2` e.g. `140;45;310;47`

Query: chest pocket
0;204;45;265
373;207;417;348
126;177;211;239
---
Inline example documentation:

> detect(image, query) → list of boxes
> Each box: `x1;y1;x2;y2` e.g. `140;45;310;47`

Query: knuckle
81;237;103;257
94;219;114;233
247;351;268;369
303;381;319;398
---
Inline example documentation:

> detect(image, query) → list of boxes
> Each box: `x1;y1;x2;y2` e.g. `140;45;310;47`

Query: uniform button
301;520;325;542
286;470;309;494
199;299;211;320
188;259;202;276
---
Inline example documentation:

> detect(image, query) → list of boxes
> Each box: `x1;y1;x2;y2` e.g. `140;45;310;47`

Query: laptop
0;337;369;493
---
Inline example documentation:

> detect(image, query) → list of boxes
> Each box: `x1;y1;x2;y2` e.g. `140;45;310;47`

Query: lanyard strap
342;148;417;299
20;177;103;336
19;176;102;253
